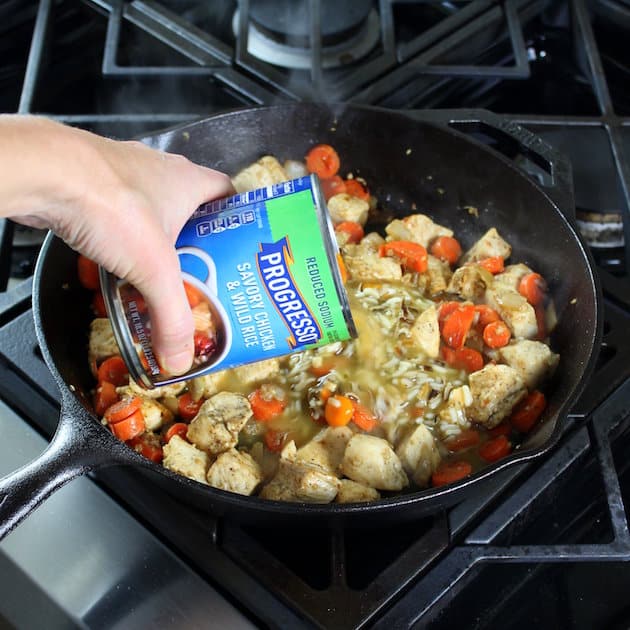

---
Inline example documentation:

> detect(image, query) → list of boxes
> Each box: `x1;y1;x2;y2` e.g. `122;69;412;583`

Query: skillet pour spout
0;104;602;537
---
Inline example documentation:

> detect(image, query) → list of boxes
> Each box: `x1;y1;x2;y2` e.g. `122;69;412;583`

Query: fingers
136;247;195;376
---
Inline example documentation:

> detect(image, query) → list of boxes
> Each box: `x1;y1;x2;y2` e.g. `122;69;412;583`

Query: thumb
138;247;195;376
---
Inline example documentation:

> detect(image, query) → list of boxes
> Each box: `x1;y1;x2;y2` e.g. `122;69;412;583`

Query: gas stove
2;1;630;629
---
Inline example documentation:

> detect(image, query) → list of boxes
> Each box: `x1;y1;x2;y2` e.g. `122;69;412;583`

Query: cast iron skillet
0;104;602;538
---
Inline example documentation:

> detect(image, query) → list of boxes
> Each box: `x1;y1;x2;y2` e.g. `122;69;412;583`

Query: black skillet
0;104;602;539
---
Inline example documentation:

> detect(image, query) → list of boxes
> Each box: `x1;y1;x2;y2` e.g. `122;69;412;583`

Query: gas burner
233;0;380;69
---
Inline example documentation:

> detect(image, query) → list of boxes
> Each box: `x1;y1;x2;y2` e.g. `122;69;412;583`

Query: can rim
98;267;154;389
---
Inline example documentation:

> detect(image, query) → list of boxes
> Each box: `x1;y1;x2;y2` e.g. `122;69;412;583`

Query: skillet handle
0;392;130;540
436;109;576;221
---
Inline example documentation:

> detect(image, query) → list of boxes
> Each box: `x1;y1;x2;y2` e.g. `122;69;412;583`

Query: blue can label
103;175;356;388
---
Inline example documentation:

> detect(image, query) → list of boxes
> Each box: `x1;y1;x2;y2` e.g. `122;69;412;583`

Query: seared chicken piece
395;424;442;487
187;371;228;401
260;441;340;503
498;339;560;389
206;448;263;496
468;364;527;428
485;285;538;339
232;358;281;386
327;193;370;225
231;155;288;193
335;479;381;503
88;318;120;367
295;426;353;475
162;435;210;484
423;255;453;295
386;214;453;248
447;265;491;301
341;434;409;491
186;391;253;455
408;304;440;358
461;227;512;263
139;398;173;431
122;378;186;400
343;244;403;282
493;263;533;292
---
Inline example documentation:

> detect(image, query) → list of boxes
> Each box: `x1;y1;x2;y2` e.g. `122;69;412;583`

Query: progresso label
102;175;356;388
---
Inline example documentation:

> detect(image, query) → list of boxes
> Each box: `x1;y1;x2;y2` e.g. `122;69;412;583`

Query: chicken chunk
424;255;452;295
232;358;281;386
186;391;253;455
493;263;533;292
335;479;381;503
138;398;173;431
343;245;403;282
206;448;263;496
461;228;512;264
327;193;370;226
468;364;527;428
341;434;408;491
395;424;441;487
485;285;538;339
447;265;491;301
408;304;440;358
498;339;560;389
88;318;120;367
117;378;186;400
295;426;353;476
187;371;228;401
260;441;340;503
162;435;209;484
231;155;288;193
386;214;453;248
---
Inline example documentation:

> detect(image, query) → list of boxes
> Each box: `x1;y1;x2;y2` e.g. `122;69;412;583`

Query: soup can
100;174;357;388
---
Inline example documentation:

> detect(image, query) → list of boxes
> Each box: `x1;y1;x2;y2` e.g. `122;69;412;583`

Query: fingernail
161;350;193;376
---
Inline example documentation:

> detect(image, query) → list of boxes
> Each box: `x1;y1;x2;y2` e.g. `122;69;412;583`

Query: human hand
0;115;233;375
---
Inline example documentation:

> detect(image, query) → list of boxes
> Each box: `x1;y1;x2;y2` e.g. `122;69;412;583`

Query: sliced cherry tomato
77;255;100;290
511;390;547;433
97;355;129;387
445;429;480;452
479;435;512;462
165;422;189;443
430;236;462;265
178;392;203;421
335;221;364;244
432;460;473;487
306;144;341;179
